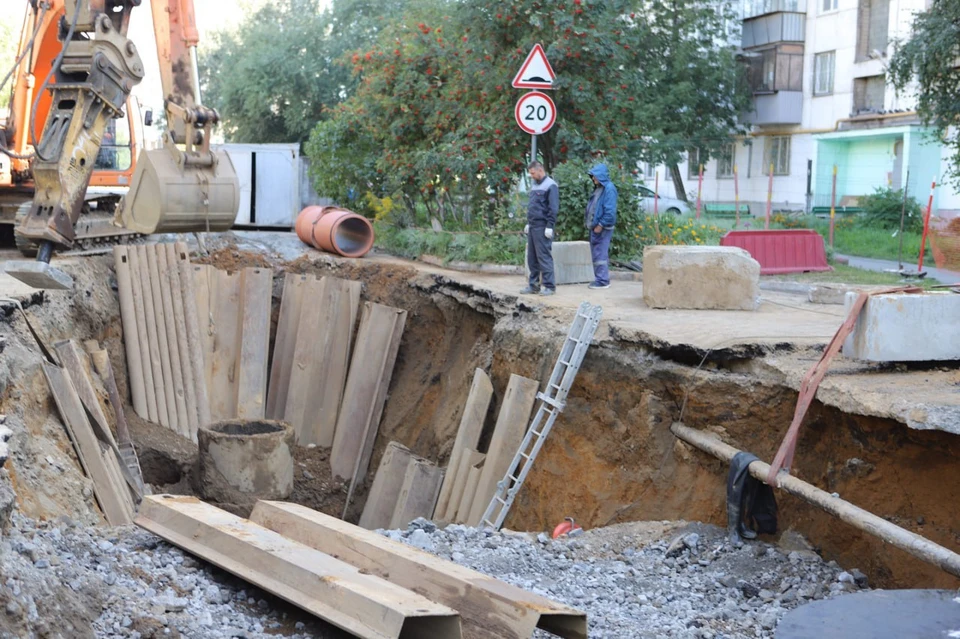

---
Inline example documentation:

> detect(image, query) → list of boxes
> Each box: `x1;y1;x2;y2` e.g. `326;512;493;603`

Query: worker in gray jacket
521;161;559;296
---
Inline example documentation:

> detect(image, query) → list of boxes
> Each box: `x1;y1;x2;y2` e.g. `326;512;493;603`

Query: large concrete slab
252;501;589;639
643;245;760;311
137;495;461;639
842;291;960;362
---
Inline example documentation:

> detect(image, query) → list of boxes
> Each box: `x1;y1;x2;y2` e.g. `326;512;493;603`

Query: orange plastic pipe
295;205;375;258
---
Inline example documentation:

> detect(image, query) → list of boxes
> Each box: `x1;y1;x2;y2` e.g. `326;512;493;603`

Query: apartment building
651;0;959;218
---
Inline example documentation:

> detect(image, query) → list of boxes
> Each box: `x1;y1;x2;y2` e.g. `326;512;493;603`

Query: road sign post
512;45;556;165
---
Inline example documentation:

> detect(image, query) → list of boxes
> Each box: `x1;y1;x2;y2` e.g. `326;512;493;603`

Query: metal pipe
670;421;960;579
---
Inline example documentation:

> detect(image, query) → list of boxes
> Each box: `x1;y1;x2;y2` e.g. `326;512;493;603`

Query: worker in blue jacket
585;163;617;289
521;161;559;296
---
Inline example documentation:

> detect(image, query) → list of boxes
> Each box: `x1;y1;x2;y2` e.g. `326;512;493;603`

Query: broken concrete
642;245;760;311
842;291;960;362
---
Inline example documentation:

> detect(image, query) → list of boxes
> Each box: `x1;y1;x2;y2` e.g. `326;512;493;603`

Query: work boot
588;282;610;290
519;286;540;295
540;288;556;296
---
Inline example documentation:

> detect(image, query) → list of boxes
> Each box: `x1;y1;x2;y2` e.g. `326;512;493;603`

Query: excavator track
12;196;142;257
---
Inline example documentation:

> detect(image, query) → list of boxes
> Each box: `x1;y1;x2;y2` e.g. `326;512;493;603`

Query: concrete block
525;241;594;285
359;441;416;530
842;291;960;362
642;245;760;311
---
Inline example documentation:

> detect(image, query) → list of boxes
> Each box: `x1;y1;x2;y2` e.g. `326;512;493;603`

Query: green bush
859;187;925;232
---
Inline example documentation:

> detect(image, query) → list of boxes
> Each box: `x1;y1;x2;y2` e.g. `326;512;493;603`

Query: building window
688;148;701;179
746;44;804;93
717;143;735;178
822;0;838;11
645;163;655;178
764;136;790;176
857;0;890;61
853;75;886;113
814;51;835;95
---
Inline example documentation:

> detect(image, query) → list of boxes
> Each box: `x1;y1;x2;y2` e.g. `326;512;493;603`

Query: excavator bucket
118;146;240;234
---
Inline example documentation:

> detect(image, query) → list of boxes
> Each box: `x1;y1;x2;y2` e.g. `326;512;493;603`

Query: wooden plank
137;496;461;639
53;340;116;449
42;363;134;525
112;246;147;418
389;458;444;530
156;246;190;435
135;245;169;427
126;245;159;422
282;276;324;441
253;501;588;639
331;302;407;481
298;277;362;447
210;269;242;420
191;264;215;405
144;245;179;432
175;244;211;429
236;267;273;419
435;369;494;520
265;273;307;420
467;374;539;526
444;448;484;524
455;461;484;525
359;442;418;531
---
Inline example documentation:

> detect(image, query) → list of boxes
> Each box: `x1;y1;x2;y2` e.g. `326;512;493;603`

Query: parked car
638;185;691;216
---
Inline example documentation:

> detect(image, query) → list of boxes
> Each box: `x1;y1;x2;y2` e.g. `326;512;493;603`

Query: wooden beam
359;441;417;531
445;448;484;524
210;270;242;420
252;501;588;639
174;243;211;429
42;363;134;525
236;267;273;419
389;457;444;530
112;247;146;418
455;459;485;525
265;274;307;420
137;496;461;639
144;245;179;431
156;246;190;434
164;243;199;437
435;369;493;520
467;374;539;526
126;246;159;422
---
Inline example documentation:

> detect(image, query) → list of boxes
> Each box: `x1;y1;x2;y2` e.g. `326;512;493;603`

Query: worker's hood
588;163;612;187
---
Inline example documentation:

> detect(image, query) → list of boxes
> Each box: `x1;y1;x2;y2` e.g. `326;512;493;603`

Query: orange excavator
1;0;239;289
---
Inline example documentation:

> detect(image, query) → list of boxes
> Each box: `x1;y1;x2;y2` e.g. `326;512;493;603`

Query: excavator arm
7;0;238;289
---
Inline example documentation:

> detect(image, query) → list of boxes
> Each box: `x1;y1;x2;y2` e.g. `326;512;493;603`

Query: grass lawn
768;215;932;263
769;263;941;288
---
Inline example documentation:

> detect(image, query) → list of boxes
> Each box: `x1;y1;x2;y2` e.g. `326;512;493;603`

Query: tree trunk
669;163;689;203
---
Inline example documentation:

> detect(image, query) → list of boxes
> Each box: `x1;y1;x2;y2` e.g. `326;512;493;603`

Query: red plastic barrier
720;229;832;275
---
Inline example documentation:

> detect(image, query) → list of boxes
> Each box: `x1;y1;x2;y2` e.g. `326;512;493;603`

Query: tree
0;11;21;110
200;0;408;143
309;0;750;219
890;0;960;188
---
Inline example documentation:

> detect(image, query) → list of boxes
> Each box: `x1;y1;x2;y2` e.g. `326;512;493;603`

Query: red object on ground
720;229;832;275
918;177;937;273
552;517;582;539
295;205;375;258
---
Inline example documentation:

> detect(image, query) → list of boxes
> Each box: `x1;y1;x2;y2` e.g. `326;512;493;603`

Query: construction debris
136;495;462;639
251;501;588;639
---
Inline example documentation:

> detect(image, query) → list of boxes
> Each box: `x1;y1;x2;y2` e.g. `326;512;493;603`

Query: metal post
805;159;813;215
897;169;910;271
696;164;703;220
654;170;660;218
765;163;774;230
531;135;537;164
918;176;937;273
733;164;740;229
829;165;837;248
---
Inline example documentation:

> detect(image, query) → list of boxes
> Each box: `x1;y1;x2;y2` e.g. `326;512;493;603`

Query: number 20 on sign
515;91;556;135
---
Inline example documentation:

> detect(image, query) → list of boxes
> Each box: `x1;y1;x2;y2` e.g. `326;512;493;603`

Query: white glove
523;224;529;235
545;228;554;239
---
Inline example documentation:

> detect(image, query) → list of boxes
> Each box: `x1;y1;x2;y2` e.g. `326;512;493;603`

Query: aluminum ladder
480;301;603;530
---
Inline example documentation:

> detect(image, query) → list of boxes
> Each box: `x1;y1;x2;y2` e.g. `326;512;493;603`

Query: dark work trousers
590;227;614;286
526;225;555;291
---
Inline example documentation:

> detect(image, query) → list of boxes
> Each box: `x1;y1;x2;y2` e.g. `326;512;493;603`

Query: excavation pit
197;419;295;508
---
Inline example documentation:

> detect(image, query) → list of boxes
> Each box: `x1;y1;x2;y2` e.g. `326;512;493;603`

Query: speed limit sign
515;91;556;135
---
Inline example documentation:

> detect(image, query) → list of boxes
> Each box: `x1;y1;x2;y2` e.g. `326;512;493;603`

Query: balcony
747;91;803;125
742;0;808;19
742;12;806;47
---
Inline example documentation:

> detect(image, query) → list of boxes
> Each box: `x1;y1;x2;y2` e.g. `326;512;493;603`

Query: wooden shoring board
455;461;484;525
175;244;211;430
235;267;273;419
388;458;444;530
467;374;539;526
330;302;407;481
298;277;361;447
163;243;198;437
282;276;326;442
191;264;215;405
359;441;418;531
126;246;159;422
144;245;179;432
445;448;484;524
265;274;307;420
156;246;189;434
137;496;461;639
42;363;134;525
53;340;117;449
435;368;494;520
253;501;588;639
112;246;147;418
210;270;242;420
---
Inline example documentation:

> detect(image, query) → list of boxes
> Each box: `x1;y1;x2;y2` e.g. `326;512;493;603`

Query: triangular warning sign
512;44;556;90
